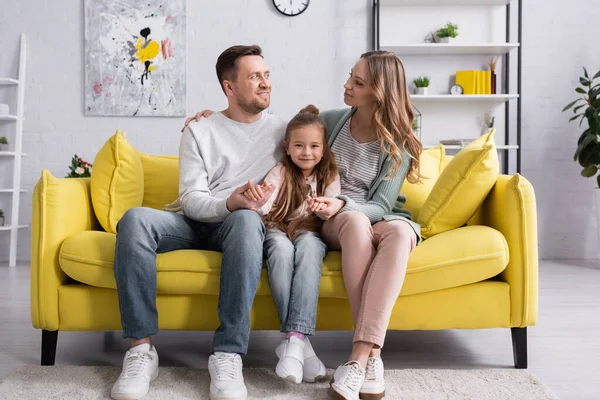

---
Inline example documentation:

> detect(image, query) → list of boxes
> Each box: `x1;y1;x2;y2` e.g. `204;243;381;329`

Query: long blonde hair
263;105;338;240
361;51;422;183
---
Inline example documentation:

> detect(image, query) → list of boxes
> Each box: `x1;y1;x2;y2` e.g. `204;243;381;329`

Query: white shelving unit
381;44;519;56
381;0;510;5
411;94;519;103
373;0;522;173
0;34;27;267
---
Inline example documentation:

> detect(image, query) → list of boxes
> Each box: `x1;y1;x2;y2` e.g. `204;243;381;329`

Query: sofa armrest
31;170;100;330
482;174;538;327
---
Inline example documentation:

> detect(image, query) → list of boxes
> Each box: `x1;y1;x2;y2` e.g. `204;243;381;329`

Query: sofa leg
41;330;58;366
511;327;527;369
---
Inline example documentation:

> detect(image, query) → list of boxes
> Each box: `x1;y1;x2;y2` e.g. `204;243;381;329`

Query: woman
309;51;421;400
183;50;422;400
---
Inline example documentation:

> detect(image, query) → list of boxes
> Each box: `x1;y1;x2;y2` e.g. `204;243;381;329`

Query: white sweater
178;111;287;222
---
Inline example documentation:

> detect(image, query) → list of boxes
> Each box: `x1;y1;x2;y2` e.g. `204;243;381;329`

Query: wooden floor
1;260;599;399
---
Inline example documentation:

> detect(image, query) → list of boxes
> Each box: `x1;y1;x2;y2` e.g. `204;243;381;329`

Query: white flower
75;167;85;175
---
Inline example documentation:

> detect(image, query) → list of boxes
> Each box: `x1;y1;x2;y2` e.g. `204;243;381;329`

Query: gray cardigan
321;108;421;242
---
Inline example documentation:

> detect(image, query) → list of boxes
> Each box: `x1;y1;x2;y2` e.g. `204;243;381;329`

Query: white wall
1;0;600;262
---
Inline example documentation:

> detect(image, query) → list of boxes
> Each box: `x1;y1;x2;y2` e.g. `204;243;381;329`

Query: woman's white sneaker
302;337;327;383
208;352;247;400
329;361;365;400
360;357;385;400
274;337;304;384
110;343;159;400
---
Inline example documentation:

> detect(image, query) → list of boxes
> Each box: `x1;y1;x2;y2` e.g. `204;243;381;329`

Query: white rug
0;366;558;399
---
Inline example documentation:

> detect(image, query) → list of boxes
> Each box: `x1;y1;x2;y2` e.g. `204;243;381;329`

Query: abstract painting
84;0;186;116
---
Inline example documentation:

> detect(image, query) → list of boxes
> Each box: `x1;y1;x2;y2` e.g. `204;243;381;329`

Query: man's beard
238;95;269;114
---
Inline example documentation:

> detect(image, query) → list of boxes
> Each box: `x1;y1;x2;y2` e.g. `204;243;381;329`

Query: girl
244;104;341;384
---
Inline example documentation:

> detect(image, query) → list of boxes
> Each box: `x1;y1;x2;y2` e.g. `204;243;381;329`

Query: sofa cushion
91;130;144;233
417;130;499;239
139;154;179;210
59;225;508;298
401;145;445;221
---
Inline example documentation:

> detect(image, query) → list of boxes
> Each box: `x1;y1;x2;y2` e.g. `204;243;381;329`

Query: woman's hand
181;110;215;132
307;196;345;220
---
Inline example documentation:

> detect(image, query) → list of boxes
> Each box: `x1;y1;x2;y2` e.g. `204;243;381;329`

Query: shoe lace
343;363;364;392
124;351;153;378
365;358;382;381
213;354;240;381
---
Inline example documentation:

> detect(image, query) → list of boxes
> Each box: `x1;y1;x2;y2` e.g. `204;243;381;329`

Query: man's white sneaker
302;337;327;383
110;343;159;400
329;361;365;400
274;337;304;384
208;352;247;400
360;357;385;400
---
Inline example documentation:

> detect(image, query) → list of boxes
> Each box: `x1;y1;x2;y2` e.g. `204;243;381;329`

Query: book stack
456;70;492;94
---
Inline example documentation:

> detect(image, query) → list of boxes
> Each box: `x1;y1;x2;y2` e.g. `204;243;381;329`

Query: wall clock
272;0;310;17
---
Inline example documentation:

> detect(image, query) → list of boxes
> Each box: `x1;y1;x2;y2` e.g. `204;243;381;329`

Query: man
110;45;286;400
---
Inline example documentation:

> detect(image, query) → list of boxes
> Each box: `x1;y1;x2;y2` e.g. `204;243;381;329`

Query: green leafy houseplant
413;77;430;88
563;67;600;186
437;22;459;39
0;136;7;145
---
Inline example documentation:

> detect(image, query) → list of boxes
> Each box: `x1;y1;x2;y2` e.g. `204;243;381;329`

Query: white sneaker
208;352;247;400
329;361;365;400
274;337;304;384
110;343;159;400
360;357;385;400
302;337;327;383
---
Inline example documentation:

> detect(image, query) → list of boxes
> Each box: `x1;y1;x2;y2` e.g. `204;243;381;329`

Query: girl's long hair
263;105;338;240
361;50;422;183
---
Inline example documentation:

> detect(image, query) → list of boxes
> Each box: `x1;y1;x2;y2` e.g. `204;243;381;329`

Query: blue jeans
264;229;327;335
113;207;265;355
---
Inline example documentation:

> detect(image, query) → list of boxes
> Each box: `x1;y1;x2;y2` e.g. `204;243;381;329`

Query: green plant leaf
574;104;586;113
594;70;600;80
584;67;590;79
582;165;598;177
580;77;591;86
576;87;586;94
563;99;583;112
570;114;583;122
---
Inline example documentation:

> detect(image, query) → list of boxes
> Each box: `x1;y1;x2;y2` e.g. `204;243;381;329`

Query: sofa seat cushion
59;225;508;298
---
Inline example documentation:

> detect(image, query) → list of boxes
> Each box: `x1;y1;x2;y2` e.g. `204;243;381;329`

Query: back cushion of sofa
139;153;180;210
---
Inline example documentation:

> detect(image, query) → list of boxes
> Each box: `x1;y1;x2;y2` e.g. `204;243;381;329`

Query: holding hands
307;196;345;221
227;180;275;212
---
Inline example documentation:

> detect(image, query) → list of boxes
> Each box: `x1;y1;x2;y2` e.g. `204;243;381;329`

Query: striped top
321;108;422;244
331;118;381;203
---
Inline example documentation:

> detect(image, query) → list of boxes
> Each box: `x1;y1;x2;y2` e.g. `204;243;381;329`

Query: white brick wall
1;0;599;261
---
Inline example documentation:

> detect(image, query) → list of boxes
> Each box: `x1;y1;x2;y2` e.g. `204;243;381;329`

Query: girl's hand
243;181;271;202
309;197;345;220
181;110;215;132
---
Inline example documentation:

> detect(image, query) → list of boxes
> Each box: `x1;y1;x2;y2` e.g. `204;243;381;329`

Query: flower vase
439;37;451;43
415;87;428;95
491;72;497;95
0;216;4;227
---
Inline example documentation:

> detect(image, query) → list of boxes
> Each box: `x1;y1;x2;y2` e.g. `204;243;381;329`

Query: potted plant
0;136;7;151
436;22;459;43
563;67;600;241
65;154;93;178
413;77;430;95
0;209;4;227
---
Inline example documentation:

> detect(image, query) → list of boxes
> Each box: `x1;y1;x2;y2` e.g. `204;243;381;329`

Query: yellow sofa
31;149;538;369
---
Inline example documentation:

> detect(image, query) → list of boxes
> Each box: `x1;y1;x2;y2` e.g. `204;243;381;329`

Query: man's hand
227;180;275;212
307;196;345;220
181;110;215;132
